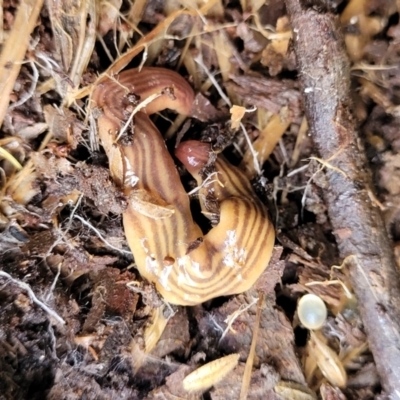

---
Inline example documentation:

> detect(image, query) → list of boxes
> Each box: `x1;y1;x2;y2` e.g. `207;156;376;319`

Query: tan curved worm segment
91;67;275;305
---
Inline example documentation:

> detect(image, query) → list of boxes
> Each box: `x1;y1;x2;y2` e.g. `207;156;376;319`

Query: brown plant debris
0;0;399;398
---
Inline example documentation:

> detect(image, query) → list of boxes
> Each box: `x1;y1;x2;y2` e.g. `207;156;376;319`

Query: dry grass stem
239;294;263;400
0;0;44;128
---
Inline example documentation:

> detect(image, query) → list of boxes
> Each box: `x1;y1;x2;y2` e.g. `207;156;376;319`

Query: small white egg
297;293;328;330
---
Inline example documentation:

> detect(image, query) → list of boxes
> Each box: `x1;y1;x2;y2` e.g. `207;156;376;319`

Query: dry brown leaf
47;0;97;98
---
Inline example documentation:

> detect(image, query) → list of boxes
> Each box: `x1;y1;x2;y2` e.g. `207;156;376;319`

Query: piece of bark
146;365;199;400
197;290;306;385
320;383;347;400
227;73;302;120
211;363;281;400
284;0;400;396
151;308;190;359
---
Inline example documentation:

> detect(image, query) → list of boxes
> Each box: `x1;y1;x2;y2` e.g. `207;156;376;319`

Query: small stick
285;0;400;395
239;294;263;400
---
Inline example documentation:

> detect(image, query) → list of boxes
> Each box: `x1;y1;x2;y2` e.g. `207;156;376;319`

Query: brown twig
285;0;400;396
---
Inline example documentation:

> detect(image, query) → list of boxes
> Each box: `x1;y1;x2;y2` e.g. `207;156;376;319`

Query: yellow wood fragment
230;105;247;130
144;306;169;353
183;353;240;392
240;113;290;179
309;330;347;388
275;381;317;400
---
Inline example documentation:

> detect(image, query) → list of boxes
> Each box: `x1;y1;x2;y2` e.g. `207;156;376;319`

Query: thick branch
285;0;400;395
